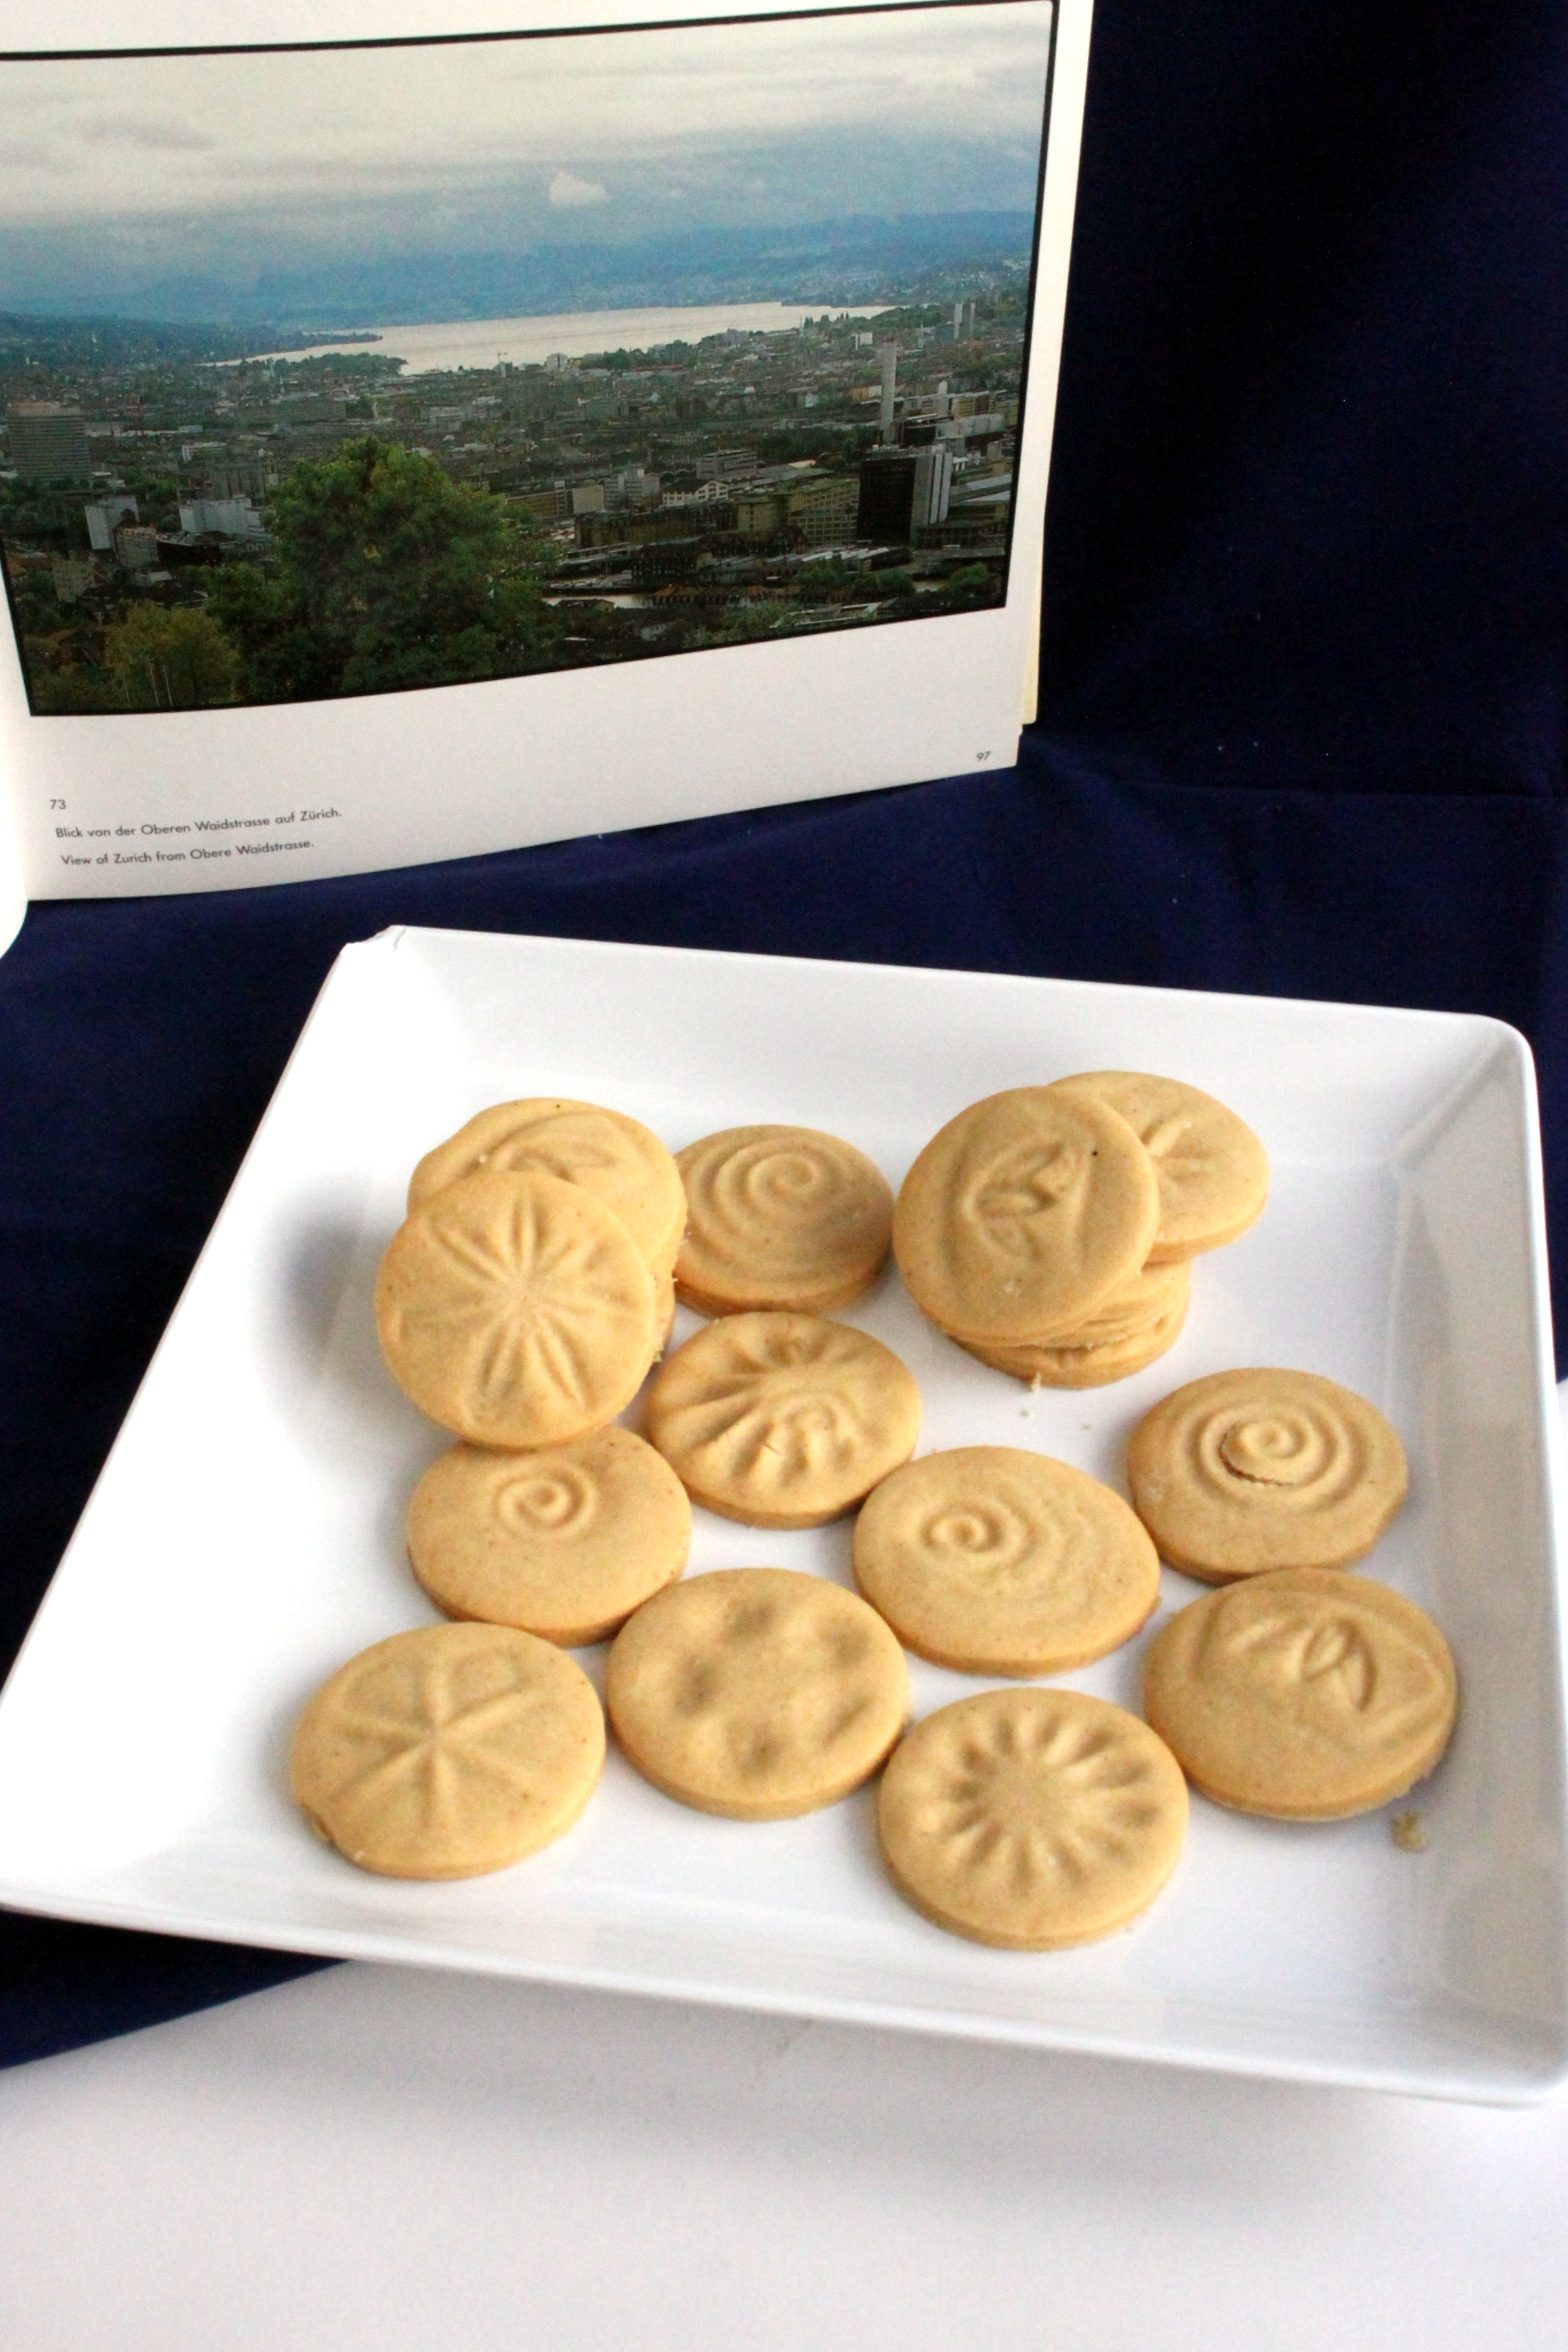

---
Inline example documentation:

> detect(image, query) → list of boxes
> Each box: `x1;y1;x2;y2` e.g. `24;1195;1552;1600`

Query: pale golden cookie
958;1264;1190;1388
1051;1072;1269;1261
1142;1568;1457;1820
408;1098;685;1273
290;1621;604;1878
606;1567;909;1819
854;1448;1160;1675
1128;1368;1408;1579
375;1169;657;1448
877;1689;1187;1949
674;1124;893;1315
407;1426;692;1647
645;1311;921;1529
893;1086;1161;1344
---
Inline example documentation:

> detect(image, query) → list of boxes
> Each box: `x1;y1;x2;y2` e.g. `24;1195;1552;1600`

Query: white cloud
547;169;608;209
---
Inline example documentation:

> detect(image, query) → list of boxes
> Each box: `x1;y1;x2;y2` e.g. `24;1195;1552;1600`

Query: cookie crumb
1391;1810;1427;1852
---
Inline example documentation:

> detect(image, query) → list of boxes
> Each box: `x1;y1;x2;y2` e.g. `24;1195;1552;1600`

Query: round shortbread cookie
407;1098;686;1273
956;1281;1189;1389
645;1311;921;1529
877;1689;1188;1949
1127;1367;1409;1579
407;1426;692;1646
1051;1072;1269;1262
375;1169;657;1448
290;1621;605;1878
674;1124;893;1315
892;1086;1161;1345
853;1447;1160;1675
606;1567;909;1819
1142;1568;1457;1820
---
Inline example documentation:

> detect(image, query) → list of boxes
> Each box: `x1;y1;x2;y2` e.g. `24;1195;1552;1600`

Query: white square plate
2;927;1566;2102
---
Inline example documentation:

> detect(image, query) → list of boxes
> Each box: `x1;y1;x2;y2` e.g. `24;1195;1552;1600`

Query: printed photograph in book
0;2;1054;719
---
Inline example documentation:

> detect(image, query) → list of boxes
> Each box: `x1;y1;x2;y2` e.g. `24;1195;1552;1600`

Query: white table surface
4;1394;1567;2351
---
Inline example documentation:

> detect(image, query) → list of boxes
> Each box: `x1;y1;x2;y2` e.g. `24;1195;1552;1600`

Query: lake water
251;300;888;376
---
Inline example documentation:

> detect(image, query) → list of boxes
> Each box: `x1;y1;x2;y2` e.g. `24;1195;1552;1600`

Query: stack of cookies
892;1072;1269;1387
377;1096;687;1450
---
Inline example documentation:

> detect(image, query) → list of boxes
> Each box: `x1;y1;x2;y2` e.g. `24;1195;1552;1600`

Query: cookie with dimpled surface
408;1097;686;1274
853;1447;1160;1676
605;1567;909;1819
645;1310;920;1529
893;1085;1161;1346
1050;1071;1269;1263
877;1689;1188;1948
1127;1367;1408;1580
674;1123;892;1315
375;1168;657;1449
290;1621;604;1879
407;1425;691;1647
1142;1568;1457;1820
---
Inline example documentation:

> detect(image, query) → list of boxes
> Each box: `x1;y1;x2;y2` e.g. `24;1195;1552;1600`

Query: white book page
0;0;1085;901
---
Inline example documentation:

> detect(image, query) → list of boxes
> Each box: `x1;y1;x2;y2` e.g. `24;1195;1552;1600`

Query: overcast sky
0;2;1052;287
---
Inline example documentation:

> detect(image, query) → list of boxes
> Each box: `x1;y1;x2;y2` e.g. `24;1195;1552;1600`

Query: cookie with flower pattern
375;1169;657;1448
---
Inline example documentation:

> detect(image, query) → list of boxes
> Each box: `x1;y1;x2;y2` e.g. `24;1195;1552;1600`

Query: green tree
208;436;554;703
30;661;120;714
103;603;240;711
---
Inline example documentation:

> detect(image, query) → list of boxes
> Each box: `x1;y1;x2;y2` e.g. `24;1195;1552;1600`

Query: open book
0;0;1089;953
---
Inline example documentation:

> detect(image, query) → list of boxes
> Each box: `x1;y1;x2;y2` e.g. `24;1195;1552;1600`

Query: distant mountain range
1;212;1035;334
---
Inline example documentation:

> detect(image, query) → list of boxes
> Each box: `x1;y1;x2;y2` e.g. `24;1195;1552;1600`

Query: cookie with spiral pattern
606;1567;909;1819
1142;1568;1456;1819
407;1098;686;1274
853;1447;1160;1675
375;1169;657;1448
1127;1367;1408;1579
674;1123;892;1314
290;1621;604;1878
645;1310;920;1528
877;1689;1187;1948
407;1425;691;1647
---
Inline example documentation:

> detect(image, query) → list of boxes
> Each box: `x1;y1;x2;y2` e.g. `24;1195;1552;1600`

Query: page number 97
975;750;991;763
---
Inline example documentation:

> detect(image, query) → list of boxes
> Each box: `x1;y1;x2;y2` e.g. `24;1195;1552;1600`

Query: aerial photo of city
0;3;1053;716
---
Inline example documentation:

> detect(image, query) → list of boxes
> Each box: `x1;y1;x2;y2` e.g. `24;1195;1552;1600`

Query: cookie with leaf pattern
1142;1567;1457;1819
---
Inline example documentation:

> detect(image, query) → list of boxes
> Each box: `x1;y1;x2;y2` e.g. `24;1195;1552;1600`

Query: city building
877;342;899;442
9;403;92;484
113;525;160;570
177;495;266;538
49;552;96;602
856;444;951;540
84;494;139;551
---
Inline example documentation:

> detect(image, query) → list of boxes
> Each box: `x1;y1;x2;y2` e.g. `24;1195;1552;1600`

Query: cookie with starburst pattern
877;1689;1187;1948
290;1621;604;1878
375;1169;657;1448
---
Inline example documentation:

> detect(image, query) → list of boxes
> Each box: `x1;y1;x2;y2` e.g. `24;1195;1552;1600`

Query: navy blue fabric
1;2;1564;2064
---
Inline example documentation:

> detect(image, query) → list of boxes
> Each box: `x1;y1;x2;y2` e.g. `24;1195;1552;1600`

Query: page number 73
49;796;66;808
